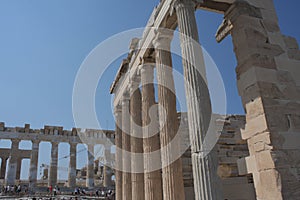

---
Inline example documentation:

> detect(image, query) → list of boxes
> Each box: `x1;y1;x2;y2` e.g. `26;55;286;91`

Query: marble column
122;92;132;200
114;104;123;200
174;0;222;199
6;139;20;185
0;157;7;179
140;60;163;200
68;143;77;188
103;144;112;187
29;140;40;189
48;142;58;186
153;29;185;200
130;77;145;200
86;144;94;188
16;158;22;180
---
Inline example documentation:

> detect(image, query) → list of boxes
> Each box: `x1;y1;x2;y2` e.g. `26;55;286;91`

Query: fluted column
141;60;163;200
86;144;94;188
16;158;22;180
6;139;20;185
0;157;7;179
29;140;40;189
122;92;132;200
114;104;123;200
49;142;58;186
68;143;77;188
153;29;185;200
130;77;145;200
174;1;222;199
103;144;112;187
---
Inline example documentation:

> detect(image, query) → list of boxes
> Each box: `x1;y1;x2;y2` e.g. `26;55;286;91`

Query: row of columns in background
4;139;41;189
1;139;112;189
113;1;220;200
114;31;186;200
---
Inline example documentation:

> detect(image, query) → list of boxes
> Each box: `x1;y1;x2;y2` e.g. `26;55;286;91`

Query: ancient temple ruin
110;0;300;200
0;123;115;190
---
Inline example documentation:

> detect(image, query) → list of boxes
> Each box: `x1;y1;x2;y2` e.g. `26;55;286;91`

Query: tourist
17;184;21;195
10;185;14;194
74;187;79;195
48;184;53;195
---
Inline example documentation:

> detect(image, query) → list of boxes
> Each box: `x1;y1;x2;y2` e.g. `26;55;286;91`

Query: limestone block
267;32;286;49
219;156;239;164
283;36;299;49
222;180;256;200
244;97;265;119
241;82;285;107
260;9;278;23
237;67;278;96
227;150;249;157
220;132;235;138
255;169;282;200
255;150;275;171
275;57;300;86
243;0;275;10
277;70;296;85
266;112;291;132
235;42;284;67
248;132;273;153
245;156;257;174
238;156;257;175
16;127;24;133
233;144;249;151
288;49;300;60
236;54;277;80
280;132;300;150
244;27;268;42
241;114;268;140
237;157;247;175
262;19;280;32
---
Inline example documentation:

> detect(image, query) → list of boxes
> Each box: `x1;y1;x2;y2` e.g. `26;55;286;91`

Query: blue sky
0;0;299;180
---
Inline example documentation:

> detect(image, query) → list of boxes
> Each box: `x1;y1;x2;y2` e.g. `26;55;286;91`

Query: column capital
172;0;197;10
31;139;40;144
153;28;174;50
70;142;77;148
11;139;20;144
139;57;155;81
141;56;156;65
51;141;59;147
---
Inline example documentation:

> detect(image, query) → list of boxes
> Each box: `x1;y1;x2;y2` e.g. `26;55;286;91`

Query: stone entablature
0;122;115;144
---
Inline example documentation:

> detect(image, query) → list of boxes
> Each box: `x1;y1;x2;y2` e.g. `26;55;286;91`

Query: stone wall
179;114;256;200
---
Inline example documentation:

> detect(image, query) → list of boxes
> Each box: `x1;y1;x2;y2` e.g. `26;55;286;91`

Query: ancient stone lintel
225;0;262;23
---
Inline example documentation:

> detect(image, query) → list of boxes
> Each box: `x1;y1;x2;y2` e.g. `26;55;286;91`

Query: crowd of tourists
0;184;28;195
73;187;115;199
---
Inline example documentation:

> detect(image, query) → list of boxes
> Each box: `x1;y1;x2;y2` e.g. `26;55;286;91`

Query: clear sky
0;0;299;180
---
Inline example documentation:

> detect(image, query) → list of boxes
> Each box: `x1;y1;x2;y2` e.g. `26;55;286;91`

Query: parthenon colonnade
110;0;300;200
0;122;115;189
